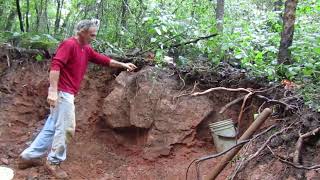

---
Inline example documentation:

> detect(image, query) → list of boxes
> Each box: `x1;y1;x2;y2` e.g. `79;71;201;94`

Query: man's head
75;19;100;44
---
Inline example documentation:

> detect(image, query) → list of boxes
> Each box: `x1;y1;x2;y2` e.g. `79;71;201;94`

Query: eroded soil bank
0;56;319;180
0;58;247;179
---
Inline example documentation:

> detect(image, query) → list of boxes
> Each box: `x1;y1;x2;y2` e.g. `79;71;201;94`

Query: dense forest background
0;0;319;110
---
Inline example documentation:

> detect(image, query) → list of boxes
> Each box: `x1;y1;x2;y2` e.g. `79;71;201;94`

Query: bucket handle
216;125;239;139
216;134;237;139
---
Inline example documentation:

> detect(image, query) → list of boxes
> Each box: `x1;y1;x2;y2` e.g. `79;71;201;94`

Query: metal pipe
205;108;273;180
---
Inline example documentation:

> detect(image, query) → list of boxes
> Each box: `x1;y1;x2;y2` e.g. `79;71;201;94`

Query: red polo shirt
50;37;111;94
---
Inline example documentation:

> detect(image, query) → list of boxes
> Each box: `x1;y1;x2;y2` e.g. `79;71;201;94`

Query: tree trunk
54;0;64;35
44;0;50;33
216;0;225;33
16;0;24;32
26;0;30;32
117;0;129;44
277;0;298;64
35;0;43;32
120;0;129;29
54;0;61;35
133;0;144;47
5;10;16;31
0;1;4;18
35;2;39;31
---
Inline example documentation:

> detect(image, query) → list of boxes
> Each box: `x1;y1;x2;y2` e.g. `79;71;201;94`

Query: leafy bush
0;32;58;49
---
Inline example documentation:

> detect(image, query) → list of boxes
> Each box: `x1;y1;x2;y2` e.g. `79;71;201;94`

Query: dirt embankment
0;54;319;180
0;56;253;179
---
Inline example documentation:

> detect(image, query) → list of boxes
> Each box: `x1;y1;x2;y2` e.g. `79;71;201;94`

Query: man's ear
79;29;87;35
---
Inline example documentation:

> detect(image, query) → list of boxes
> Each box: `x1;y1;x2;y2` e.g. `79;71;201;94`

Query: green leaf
150;37;157;43
305;63;314;69
235;54;243;59
303;68;313;76
155;27;162;35
314;47;320;54
161;25;168;33
35;54;44;62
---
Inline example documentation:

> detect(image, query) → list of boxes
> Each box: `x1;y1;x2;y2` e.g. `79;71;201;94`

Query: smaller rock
306;170;320;180
96;160;103;165
26;171;39;180
7;151;17;158
288;153;294;158
1;158;9;165
143;146;172;161
286;176;297;180
101;173;114;179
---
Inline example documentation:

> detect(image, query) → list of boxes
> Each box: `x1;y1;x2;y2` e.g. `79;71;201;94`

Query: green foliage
0;32;58;49
298;82;320;112
155;49;165;65
35;54;44;62
0;31;58;62
201;0;320;111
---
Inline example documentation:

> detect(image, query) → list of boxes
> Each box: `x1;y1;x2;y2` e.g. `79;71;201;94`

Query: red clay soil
0;61;240;180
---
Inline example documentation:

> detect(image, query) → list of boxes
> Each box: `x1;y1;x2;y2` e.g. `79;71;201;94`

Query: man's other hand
47;87;58;108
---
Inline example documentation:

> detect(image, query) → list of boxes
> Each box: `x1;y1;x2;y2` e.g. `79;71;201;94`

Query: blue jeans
20;91;75;164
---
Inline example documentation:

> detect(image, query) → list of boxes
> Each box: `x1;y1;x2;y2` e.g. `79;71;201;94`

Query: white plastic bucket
209;119;237;153
0;166;14;180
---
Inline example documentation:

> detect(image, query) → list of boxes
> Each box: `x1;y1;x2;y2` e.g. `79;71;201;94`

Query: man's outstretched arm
89;48;137;71
109;59;137;72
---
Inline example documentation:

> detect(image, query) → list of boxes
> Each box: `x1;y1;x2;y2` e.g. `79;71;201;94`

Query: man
18;19;137;179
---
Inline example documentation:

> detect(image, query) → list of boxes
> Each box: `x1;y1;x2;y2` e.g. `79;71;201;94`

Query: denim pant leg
20;113;57;160
47;92;75;164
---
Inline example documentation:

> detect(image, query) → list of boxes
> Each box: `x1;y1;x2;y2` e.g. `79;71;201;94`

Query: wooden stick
205;108;272;180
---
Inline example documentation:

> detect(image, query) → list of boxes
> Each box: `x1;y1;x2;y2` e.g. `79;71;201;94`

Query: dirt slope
1;57;319;180
0;59;244;179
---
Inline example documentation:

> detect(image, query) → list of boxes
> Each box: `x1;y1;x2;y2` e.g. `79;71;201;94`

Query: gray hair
75;19;100;34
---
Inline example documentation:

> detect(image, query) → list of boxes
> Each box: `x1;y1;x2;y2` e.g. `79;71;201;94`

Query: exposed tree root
173;81;199;101
219;96;244;114
185;124;277;180
188;85;312;179
293;127;320;164
268;145;320;170
191;86;296;135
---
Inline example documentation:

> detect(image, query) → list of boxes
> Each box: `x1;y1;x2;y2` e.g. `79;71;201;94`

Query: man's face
79;27;97;44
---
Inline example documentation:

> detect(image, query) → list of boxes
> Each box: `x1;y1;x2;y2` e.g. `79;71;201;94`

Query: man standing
18;19;137;179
